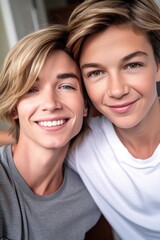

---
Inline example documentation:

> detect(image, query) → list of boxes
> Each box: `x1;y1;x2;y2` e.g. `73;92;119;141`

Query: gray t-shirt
0;145;100;240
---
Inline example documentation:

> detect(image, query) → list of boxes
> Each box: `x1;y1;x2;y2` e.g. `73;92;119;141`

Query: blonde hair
0;24;91;142
67;0;160;62
0;25;69;140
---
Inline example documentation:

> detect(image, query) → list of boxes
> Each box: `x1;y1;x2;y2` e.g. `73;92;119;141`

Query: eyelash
59;84;76;90
124;62;143;70
87;70;104;78
86;62;143;78
27;87;38;94
27;84;76;94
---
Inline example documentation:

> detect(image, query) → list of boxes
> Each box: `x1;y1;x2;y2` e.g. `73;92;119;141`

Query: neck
12;142;69;196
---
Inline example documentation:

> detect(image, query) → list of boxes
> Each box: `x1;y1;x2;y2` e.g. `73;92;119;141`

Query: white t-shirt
67;116;160;240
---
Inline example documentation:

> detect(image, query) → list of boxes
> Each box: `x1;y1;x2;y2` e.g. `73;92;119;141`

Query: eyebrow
81;63;101;70
81;51;148;70
36;73;80;84
57;73;79;81
121;51;148;63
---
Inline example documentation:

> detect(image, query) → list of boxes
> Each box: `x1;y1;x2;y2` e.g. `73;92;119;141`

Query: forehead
80;24;152;63
47;50;79;71
39;50;81;79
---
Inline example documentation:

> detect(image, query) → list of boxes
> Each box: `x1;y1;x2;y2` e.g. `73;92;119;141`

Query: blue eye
60;85;75;90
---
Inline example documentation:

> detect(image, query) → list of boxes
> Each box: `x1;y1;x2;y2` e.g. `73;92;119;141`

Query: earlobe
12;109;18;119
83;103;88;117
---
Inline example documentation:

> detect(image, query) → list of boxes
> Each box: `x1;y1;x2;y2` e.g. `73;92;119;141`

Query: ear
83;102;88;117
12;109;18;119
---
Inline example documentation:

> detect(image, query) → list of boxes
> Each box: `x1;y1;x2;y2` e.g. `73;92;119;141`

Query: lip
109;100;137;113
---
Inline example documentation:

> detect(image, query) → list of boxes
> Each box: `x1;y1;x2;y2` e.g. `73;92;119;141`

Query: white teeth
39;120;65;127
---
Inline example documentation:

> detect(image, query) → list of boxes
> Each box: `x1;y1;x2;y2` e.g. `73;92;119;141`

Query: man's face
80;24;160;129
16;50;87;150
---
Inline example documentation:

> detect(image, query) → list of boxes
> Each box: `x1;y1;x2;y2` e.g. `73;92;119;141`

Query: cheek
16;99;35;121
135;73;157;96
83;76;107;100
85;83;102;104
76;98;87;116
83;80;96;98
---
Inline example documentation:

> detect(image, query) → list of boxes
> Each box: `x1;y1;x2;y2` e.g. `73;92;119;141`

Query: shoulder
82;116;112;143
89;116;111;132
64;164;100;213
66;116;114;169
0;145;14;185
0;145;11;163
0;145;15;191
64;164;86;186
64;164;93;197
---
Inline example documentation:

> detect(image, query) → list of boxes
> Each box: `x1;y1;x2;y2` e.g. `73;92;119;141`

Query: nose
42;89;62;112
107;74;129;98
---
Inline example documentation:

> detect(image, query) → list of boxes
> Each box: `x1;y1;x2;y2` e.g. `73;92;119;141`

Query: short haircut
67;0;160;63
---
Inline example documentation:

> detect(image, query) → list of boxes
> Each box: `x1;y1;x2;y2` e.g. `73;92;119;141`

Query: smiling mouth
38;119;66;127
109;100;137;113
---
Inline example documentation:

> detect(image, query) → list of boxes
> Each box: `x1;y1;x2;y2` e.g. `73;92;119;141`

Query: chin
113;120;140;130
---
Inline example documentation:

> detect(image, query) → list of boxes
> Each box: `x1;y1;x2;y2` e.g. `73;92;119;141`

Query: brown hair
67;0;160;63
